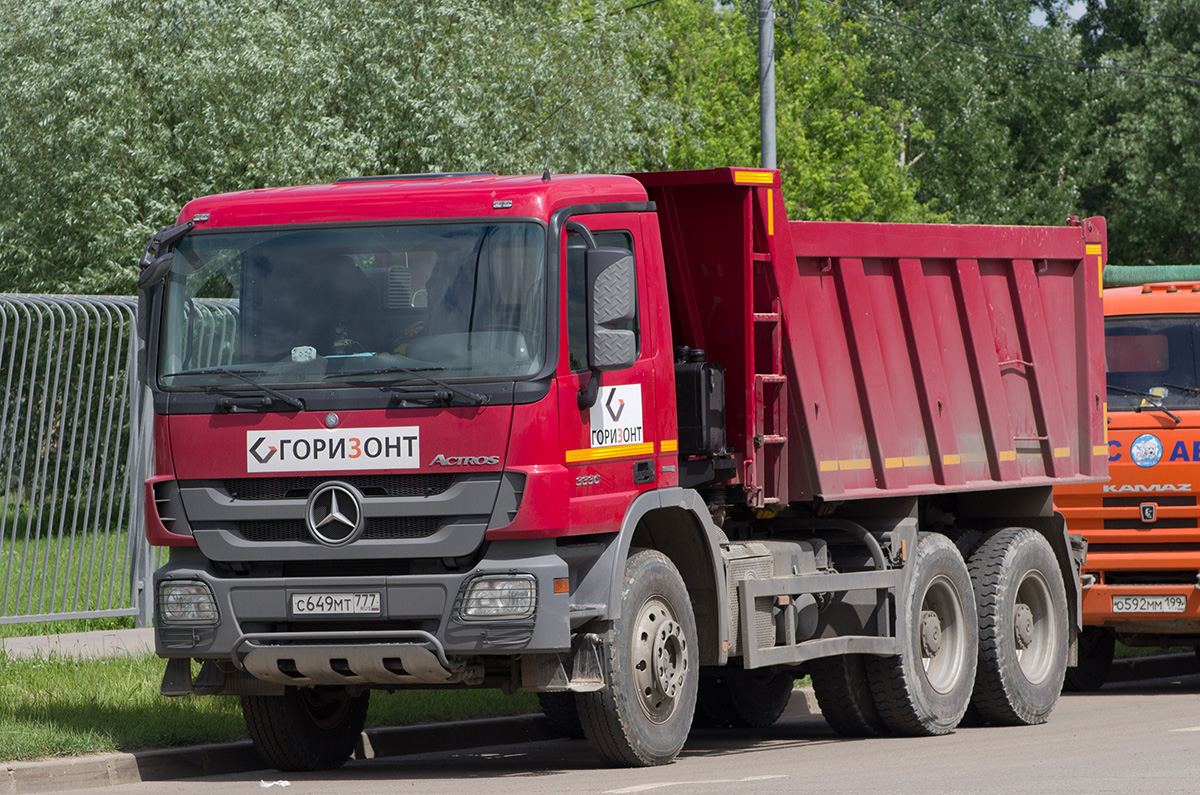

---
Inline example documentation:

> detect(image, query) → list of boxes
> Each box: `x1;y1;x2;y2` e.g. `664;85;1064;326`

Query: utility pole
758;0;776;169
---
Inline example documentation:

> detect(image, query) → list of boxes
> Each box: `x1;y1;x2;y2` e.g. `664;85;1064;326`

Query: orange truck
1056;265;1200;688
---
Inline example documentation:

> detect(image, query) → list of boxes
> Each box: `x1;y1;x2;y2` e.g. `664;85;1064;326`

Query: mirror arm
578;369;602;410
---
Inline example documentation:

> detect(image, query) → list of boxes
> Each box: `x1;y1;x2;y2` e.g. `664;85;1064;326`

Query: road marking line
1170;726;1200;732
605;775;788;793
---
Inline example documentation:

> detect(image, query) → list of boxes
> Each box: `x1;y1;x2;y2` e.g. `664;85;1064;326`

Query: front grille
234;516;444;543
1105;571;1198;586
1102;519;1199;530
225;474;455;501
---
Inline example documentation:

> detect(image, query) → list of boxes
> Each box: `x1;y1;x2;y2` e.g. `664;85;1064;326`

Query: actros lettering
429;454;500;466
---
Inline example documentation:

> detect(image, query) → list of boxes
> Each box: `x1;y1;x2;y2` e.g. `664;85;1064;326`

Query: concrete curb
1;689;822;794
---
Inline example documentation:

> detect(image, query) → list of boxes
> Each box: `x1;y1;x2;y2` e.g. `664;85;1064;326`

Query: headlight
158;579;219;625
459;575;537;621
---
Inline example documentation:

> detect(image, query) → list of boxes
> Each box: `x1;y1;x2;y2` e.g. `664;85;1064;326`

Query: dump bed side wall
636;168;1107;504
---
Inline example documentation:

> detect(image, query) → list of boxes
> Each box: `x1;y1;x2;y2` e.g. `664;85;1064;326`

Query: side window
566;230;639;372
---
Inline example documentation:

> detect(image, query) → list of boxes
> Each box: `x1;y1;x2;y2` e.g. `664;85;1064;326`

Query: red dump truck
138;168;1106;770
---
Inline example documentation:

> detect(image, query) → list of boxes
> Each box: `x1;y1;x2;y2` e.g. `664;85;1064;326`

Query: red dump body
636;169;1109;505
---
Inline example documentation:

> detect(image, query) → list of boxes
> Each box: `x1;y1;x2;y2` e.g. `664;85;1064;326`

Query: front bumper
153;540;572;685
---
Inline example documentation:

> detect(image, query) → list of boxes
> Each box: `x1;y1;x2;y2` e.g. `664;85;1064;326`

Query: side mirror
587;247;637;372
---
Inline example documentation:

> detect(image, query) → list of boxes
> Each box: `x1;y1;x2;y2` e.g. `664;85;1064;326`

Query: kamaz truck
138;168;1107;769
1057;265;1200;689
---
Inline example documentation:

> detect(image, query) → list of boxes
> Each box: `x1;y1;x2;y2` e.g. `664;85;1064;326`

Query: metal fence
0;295;156;626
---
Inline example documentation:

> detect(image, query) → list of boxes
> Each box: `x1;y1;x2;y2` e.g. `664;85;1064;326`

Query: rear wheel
968;528;1069;725
577;549;698;766
809;654;888;737
1063;627;1115;692
693;670;793;729
242;686;369;771
866;532;978;735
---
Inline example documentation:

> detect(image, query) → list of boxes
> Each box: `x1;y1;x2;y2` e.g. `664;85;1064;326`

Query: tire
577;549;699;766
866;532;978;736
537;692;585;739
1063;627;1115;692
693;671;793;729
967;528;1069;725
241;686;369;771
809;654;888;737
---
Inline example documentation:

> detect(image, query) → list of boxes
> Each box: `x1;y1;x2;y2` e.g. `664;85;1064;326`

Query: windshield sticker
247;427;418;472
590;385;644;448
1130;433;1164;468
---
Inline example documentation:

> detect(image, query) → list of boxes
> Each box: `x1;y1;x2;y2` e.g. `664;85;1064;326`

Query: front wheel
577;549;699;766
1063;627;1115;692
866;532;978;735
968;528;1069;725
242;686;369;771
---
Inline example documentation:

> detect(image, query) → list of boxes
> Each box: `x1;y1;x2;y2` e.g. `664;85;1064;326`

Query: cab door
556;212;660;535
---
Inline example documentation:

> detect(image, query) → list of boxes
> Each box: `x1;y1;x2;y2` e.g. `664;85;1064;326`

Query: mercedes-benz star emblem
305;482;364;546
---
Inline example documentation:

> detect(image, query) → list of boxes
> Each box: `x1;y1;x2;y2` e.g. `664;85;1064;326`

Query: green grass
1115;642;1194;660
0;652;539;763
0;615;137;640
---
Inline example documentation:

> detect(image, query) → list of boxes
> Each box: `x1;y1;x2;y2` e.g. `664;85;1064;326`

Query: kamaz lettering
1102;483;1192;493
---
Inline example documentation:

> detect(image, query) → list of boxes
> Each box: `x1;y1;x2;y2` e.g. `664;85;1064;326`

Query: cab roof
1105;282;1200;317
177;173;650;230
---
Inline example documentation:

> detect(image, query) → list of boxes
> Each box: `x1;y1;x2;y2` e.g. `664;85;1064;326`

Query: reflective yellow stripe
1054;447;1071;458
1086;245;1102;254
998;450;1016;462
839;459;872;471
943;454;961;465
903;455;931;467
660;439;678;453
884;457;904;469
767;189;775;236
1094;444;1110;456
819;460;839;472
733;170;774;185
565;442;655;463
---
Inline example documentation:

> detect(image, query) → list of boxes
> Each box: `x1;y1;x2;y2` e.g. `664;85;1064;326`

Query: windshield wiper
1107;383;1181;424
1163;383;1200;395
325;364;487;406
164;366;304;411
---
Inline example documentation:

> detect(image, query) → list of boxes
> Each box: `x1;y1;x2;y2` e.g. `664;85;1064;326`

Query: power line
817;0;1200;87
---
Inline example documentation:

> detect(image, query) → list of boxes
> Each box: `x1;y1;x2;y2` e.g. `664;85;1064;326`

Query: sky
1030;0;1090;27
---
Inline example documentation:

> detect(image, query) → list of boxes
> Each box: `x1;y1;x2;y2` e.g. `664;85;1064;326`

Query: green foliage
1061;0;1200;266
643;0;933;222
853;0;1092;226
0;0;666;294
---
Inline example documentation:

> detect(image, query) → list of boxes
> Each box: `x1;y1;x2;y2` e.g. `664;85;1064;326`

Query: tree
637;0;934;222
851;0;1094;225
1056;0;1200;266
0;0;666;294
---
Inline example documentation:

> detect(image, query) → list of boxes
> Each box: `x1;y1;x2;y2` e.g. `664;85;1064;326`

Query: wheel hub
1014;602;1035;650
655;620;685;697
633;597;689;723
920;609;943;657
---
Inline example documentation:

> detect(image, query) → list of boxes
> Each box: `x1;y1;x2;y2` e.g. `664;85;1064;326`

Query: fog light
460;575;536;621
158;579;219;625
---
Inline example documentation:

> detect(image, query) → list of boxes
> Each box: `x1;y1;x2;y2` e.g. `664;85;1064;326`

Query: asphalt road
66;672;1200;795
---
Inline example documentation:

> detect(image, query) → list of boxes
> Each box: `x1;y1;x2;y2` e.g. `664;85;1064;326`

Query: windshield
157;223;546;389
1106;314;1200;411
